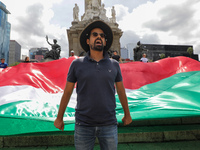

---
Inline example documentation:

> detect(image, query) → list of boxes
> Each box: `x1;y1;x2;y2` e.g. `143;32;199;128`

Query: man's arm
119;57;123;63
115;81;132;126
54;81;75;131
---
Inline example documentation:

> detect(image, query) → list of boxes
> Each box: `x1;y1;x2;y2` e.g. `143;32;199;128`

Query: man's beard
90;38;104;51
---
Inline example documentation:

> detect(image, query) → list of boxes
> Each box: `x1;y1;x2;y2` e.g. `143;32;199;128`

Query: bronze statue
134;41;142;61
134;41;149;61
45;36;61;60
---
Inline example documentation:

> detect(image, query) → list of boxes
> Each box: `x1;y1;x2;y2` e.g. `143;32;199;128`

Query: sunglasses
91;32;106;38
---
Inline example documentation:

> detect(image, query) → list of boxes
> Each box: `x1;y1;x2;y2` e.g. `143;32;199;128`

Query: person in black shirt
54;20;131;150
112;50;122;63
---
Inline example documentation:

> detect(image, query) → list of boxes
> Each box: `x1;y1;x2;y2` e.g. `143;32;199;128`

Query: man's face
87;28;106;52
113;52;117;55
1;59;5;63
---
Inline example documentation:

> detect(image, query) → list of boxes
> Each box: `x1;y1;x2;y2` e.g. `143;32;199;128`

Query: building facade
9;40;21;65
126;43;135;60
29;47;49;62
0;1;11;64
134;43;199;61
145;44;198;61
120;47;128;60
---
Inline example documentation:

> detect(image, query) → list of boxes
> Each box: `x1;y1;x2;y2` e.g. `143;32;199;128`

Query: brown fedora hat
80;20;113;52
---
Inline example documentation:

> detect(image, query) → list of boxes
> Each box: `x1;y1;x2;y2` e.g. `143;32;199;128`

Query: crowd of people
0;52;148;69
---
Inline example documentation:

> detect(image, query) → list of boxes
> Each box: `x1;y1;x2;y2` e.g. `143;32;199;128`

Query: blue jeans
74;124;118;150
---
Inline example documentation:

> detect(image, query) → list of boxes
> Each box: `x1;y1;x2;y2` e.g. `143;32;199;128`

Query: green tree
160;53;165;59
187;47;193;58
9;62;20;67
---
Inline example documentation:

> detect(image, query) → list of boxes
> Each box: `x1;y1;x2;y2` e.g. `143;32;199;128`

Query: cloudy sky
1;0;200;58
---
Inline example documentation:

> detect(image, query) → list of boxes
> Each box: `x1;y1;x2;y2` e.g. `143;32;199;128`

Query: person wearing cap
70;50;75;57
54;20;132;150
0;58;8;69
140;53;148;63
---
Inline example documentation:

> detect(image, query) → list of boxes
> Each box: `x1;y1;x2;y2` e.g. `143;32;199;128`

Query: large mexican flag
0;56;200;136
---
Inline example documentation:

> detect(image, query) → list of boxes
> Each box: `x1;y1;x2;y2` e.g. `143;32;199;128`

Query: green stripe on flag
1;71;200;135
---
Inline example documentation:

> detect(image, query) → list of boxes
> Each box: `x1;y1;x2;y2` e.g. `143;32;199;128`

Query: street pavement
1;141;200;150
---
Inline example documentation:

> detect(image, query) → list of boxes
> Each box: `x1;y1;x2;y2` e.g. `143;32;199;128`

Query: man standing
54;20;132;150
0;58;8;69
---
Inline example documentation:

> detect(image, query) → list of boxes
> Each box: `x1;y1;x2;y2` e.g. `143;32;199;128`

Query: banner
0;56;200;135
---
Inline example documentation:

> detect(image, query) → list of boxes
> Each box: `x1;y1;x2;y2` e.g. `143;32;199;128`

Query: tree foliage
187;47;193;58
9;62;20;67
160;53;165;59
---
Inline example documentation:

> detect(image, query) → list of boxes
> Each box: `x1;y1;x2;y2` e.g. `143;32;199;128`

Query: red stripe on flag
1;56;200;93
120;56;200;89
0;57;76;93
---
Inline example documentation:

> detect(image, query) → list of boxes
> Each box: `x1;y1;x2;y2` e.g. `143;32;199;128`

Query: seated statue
45;35;61;60
99;3;109;21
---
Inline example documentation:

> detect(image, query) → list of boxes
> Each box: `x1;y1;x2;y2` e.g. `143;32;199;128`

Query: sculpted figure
92;0;100;10
73;3;79;21
134;41;143;61
99;3;108;21
111;6;116;23
45;36;61;60
82;2;93;21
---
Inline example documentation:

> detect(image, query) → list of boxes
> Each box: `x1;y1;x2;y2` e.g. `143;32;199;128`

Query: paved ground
1;141;200;150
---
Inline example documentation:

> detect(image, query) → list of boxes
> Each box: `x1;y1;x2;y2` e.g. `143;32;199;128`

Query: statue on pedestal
82;1;93;21
82;0;109;21
110;6;116;23
99;3;108;21
134;41;143;61
92;0;100;10
73;3;79;22
44;36;61;60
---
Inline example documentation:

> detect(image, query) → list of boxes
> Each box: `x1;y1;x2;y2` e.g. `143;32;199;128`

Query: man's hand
54;118;64;131
122;115;132;126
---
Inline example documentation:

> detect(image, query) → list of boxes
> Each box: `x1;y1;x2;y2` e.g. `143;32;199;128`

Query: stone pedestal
67;0;123;56
67;19;122;56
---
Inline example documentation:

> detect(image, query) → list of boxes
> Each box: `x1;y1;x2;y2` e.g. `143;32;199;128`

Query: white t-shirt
140;57;148;63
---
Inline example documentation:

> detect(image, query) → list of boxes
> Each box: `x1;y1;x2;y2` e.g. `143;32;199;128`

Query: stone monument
67;0;123;56
44;35;61;60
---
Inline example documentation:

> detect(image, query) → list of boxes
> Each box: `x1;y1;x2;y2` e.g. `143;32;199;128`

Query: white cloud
116;0;200;54
1;0;200;58
2;0;66;57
